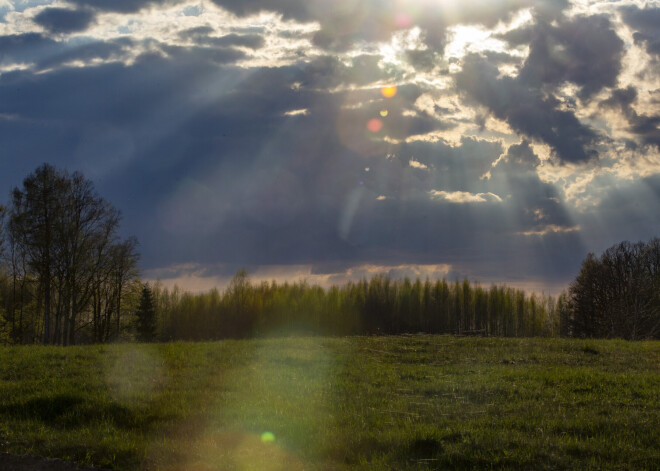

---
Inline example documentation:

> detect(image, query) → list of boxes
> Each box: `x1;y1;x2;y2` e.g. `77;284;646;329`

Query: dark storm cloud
0;28;250;72
404;50;442;73
386;138;573;236
519;15;624;99
208;0;313;21
630;115;660;148
398;138;501;193
204;33;265;50
178;28;265;50
0;50;376;266
0;32;135;71
620;5;660;57
323;183;584;283
497;25;534;47
67;0;181;14
2;0;655;289
455;9;625;163
575;173;660;256
160;44;247;65
33;7;95;34
489;141;572;231
0;33;133;73
0;43;556;277
178;26;215;39
456;53;599;163
40;38;135;70
601;86;660;148
499;15;625;100
290;54;418;107
0;33;57;65
599;85;637;110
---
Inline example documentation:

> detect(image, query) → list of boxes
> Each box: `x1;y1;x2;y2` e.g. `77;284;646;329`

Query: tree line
150;269;561;341
149;236;660;341
1;164;658;344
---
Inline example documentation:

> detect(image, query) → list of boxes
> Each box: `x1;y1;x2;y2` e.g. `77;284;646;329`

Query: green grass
0;336;659;470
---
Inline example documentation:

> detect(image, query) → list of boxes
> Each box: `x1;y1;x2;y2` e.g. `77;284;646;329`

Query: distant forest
0;164;658;344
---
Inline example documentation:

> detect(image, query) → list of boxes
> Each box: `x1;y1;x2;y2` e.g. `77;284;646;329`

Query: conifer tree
136;284;156;342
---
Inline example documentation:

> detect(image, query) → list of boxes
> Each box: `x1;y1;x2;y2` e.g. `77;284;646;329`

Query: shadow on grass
0;394;162;430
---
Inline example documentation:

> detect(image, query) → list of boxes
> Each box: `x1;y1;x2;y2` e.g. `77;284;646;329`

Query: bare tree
8;164;140;345
10;164;69;344
569;239;660;339
0;205;7;261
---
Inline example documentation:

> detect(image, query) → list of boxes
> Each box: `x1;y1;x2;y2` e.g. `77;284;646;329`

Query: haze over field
1;0;659;293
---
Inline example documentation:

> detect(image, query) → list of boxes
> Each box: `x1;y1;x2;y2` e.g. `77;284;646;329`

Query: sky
1;0;659;294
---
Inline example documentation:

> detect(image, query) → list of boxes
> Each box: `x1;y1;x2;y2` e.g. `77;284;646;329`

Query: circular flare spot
261;431;275;443
381;86;397;98
395;13;414;29
367;118;383;133
380;110;389;117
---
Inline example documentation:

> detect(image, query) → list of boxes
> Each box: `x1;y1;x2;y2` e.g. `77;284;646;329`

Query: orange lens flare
367;118;383;133
381;86;397;98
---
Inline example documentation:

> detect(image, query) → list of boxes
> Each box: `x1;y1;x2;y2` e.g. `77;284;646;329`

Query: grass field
0;336;658;470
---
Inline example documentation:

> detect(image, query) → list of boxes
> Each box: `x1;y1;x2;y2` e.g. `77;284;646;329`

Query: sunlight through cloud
429;190;503;203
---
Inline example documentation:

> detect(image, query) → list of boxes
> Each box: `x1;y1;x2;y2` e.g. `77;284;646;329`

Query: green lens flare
261;431;276;443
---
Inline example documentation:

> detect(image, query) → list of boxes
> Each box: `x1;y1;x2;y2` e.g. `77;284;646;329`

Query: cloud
178;28;265;50
401;137;502;191
67;0;182;14
207;0;565;52
409;159;428;170
620;5;660;58
462;13;625;162
600;86;660;149
519;224;580;236
283;108;308;116
429;190;502;203
32;7;96;34
456;53;600;163
517;15;624;99
0;33;58;67
1;0;658;293
488;141;574;232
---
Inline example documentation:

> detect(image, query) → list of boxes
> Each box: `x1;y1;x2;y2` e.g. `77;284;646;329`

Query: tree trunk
42;276;51;345
68;291;78;346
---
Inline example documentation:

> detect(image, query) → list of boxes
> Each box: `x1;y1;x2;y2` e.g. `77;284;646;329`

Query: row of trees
149;270;561;341
2;164;657;344
0;164;141;345
565;238;660;340
143;241;660;342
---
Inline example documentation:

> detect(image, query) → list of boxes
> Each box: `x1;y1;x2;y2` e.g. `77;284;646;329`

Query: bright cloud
429;190;503;203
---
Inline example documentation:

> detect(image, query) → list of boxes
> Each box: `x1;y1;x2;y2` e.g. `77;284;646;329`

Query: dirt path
0;453;108;471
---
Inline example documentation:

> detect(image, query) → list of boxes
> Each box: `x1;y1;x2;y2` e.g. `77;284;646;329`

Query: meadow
0;336;658;470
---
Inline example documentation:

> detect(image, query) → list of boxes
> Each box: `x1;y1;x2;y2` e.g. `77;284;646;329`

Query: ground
0;453;105;471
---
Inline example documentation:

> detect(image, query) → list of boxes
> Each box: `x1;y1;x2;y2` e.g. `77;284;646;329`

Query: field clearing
0;336;658;470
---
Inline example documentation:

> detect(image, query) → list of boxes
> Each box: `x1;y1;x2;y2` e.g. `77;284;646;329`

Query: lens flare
261;431;276;443
367;118;383;133
380;110;389;117
395;13;414;29
381;86;397;98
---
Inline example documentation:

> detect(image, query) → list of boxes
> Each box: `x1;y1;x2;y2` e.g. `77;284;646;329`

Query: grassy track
0;336;658;470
